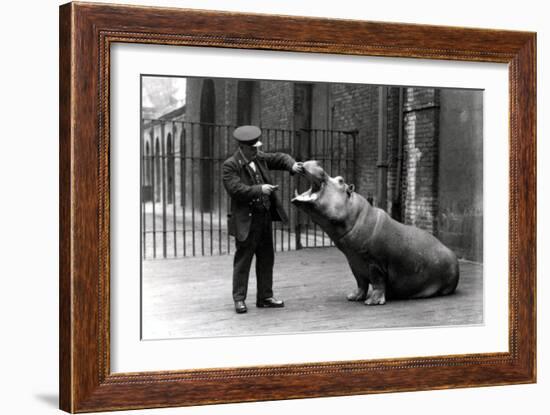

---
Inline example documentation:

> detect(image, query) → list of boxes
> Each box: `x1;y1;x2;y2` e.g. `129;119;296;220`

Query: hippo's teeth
294;189;299;197
292;190;317;203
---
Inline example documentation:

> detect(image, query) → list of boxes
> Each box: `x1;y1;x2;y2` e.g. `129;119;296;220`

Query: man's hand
292;162;305;175
261;184;278;195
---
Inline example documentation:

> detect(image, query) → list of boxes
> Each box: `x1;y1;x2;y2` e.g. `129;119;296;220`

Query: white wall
1;0;546;414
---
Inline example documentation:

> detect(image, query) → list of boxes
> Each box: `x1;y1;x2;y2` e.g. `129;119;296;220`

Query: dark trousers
232;212;274;302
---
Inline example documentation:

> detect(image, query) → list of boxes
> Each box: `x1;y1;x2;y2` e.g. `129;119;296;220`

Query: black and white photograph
140;75;483;340
4;0;547;414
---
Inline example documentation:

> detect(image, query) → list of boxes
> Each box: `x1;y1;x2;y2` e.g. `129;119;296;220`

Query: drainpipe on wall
393;87;404;222
376;86;388;210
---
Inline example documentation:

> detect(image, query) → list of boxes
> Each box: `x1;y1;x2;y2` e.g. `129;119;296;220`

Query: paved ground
142;247;483;340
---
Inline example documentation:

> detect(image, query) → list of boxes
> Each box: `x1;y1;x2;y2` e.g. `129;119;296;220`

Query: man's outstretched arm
261;152;304;174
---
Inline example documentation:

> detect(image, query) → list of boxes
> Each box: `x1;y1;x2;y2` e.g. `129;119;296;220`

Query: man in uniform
223;125;304;314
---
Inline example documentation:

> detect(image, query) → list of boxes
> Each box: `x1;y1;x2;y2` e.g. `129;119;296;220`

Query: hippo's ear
347;184;355;197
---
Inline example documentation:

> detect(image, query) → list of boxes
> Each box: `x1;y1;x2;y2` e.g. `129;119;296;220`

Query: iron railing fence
141;120;356;259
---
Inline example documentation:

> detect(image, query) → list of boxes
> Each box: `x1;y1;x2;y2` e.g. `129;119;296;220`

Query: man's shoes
234;300;247;314
256;297;285;308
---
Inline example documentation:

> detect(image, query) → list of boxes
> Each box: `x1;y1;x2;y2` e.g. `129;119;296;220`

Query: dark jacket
223;150;296;241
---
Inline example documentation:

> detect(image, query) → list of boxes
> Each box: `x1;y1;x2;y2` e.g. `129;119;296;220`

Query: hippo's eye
338;177;344;185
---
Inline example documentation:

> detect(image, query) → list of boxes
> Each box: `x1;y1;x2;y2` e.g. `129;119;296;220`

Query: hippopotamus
291;161;459;305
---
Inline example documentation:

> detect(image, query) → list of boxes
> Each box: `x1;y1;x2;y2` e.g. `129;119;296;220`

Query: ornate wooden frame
59;2;536;412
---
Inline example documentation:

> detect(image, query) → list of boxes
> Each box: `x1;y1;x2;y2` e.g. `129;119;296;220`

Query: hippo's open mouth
292;161;326;203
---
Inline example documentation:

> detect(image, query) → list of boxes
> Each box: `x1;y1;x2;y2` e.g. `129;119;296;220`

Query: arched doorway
200;79;215;212
145;141;151;186
155;137;161;202
141;138;153;202
237;80;261;126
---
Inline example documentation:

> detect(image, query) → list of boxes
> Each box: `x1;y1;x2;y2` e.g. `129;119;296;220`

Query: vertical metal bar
181;125;187;257
191;123;196;256
286;130;291;251
304;128;309;248
271;129;277;250
209;124;213;256
324;129;328;166
276;143;281;251
151;132;157;258
353;131;358;195
330;130;334;178
226;125;231;255
347;131;352;199
266;129;277;251
279;129;284;251
160;122;167;258
304;125;309;248
337;131;341;178
265;128;272;248
143;147;148;258
330;131;335;246
321;129;326;247
218;125;222;255
200;124;205;257
141;119;146;260
323;130;329;169
294;130;302;250
337;131;342;181
172;122;177;258
270;129;279;252
313;129;317;247
278;133;282;252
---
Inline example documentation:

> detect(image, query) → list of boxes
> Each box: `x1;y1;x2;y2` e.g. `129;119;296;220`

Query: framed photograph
59;2;536;412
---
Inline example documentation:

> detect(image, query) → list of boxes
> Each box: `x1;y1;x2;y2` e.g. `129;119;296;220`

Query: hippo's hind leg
364;289;386;305
364;264;386;305
346;260;369;302
441;256;460;296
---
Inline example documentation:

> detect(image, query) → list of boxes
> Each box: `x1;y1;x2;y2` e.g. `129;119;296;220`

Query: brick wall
400;88;440;234
223;79;238;127
260;81;294;130
329;84;378;199
438;89;483;261
179;79;443;233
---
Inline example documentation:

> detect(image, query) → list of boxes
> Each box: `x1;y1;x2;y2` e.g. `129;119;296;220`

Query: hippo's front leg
346;259;369;301
347;286;368;301
364;265;386;305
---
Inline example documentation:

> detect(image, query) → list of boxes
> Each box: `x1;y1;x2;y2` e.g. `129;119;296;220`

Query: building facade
142;77;482;261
